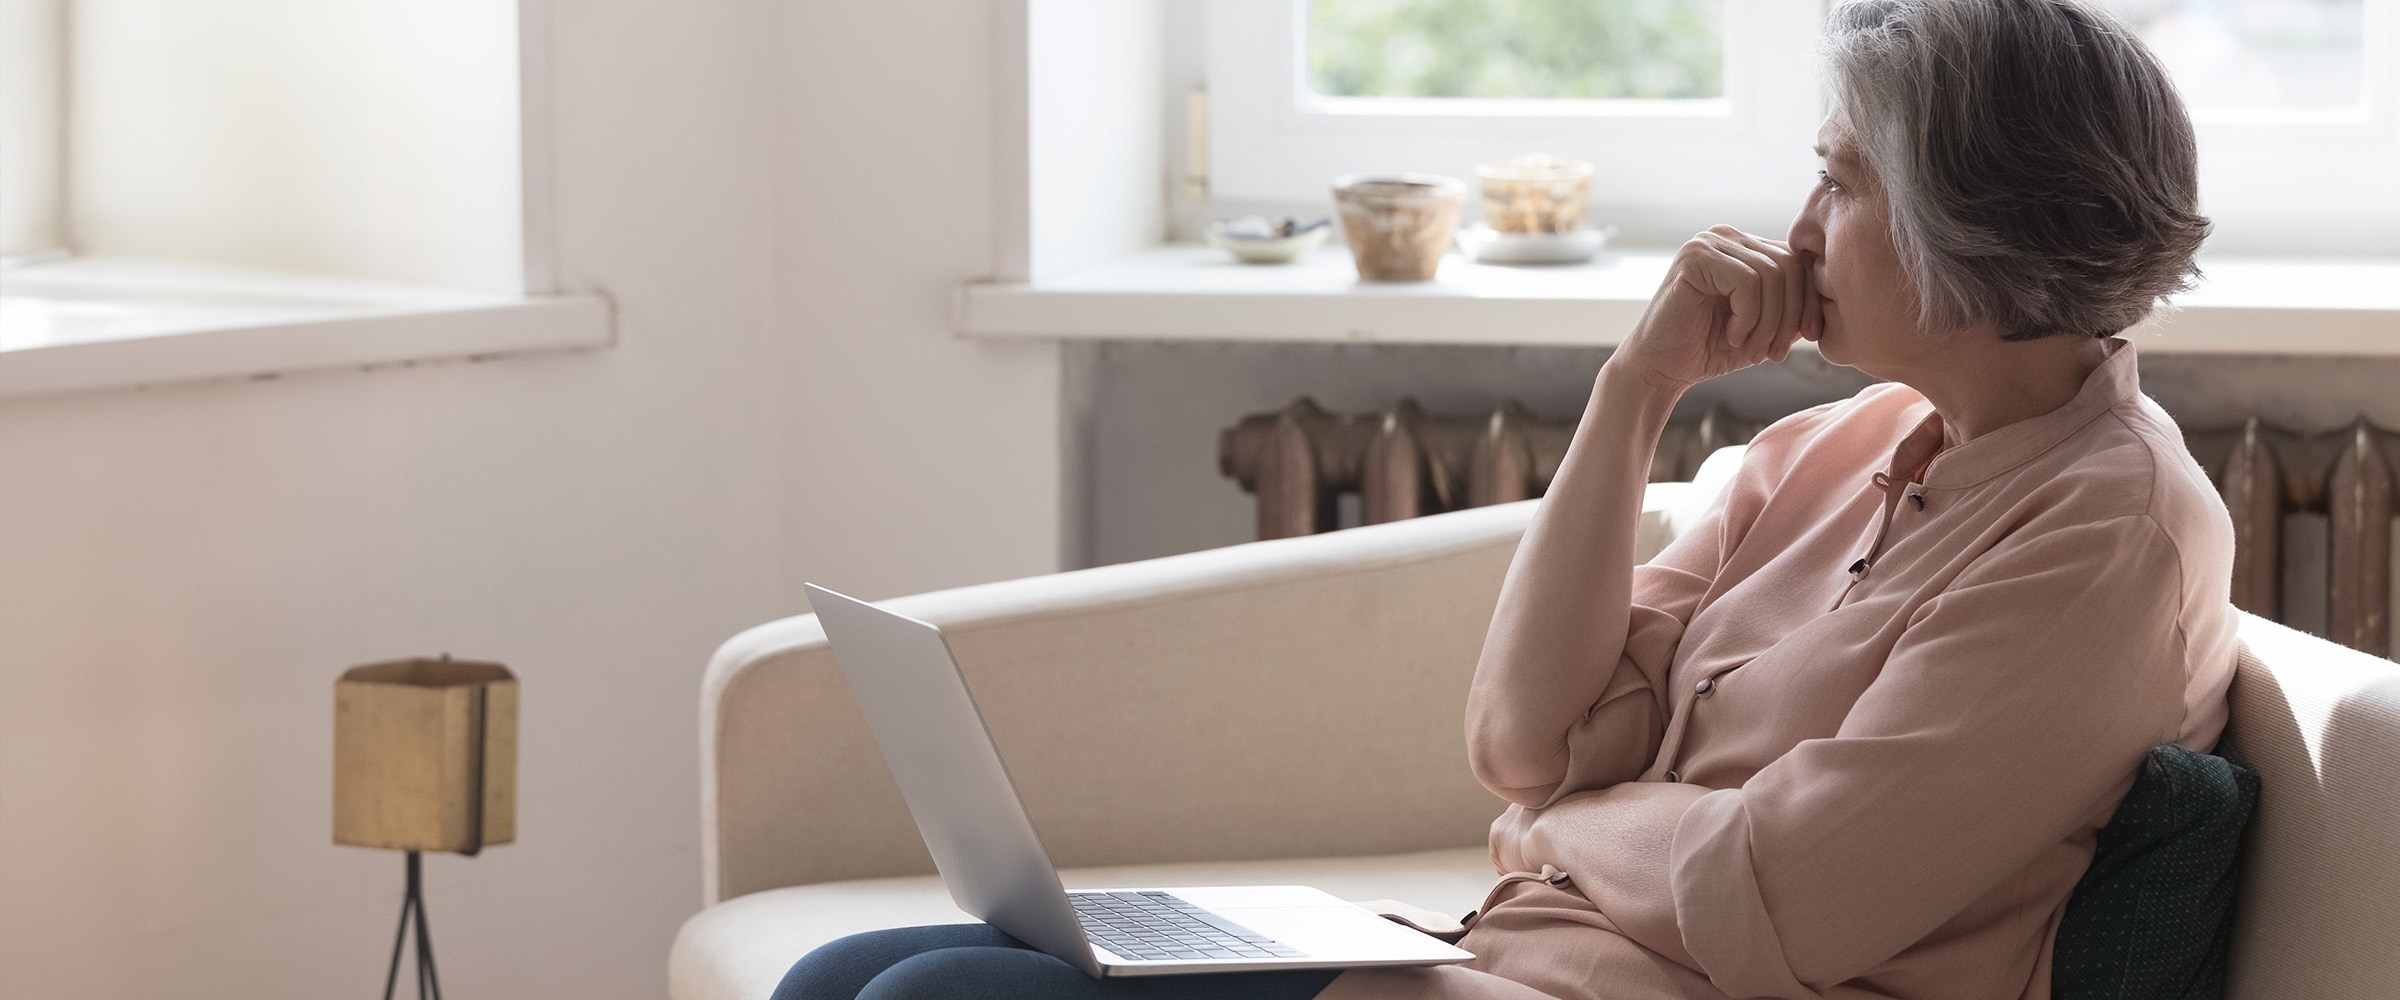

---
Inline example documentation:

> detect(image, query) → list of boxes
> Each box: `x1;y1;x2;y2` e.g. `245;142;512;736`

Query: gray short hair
1823;0;2211;340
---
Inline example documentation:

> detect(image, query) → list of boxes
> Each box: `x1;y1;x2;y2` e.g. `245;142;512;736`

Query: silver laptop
805;583;1476;978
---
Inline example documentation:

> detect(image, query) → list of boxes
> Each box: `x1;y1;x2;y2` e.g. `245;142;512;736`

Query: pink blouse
1328;337;2239;1000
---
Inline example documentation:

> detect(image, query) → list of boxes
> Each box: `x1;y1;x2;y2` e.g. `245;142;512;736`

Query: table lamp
334;656;517;1000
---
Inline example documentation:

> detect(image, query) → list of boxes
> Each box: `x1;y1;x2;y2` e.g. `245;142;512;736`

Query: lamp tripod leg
380;851;443;1000
416;856;443;1000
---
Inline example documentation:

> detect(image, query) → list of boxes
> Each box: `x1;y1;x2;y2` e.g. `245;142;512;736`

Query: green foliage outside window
1309;0;1725;100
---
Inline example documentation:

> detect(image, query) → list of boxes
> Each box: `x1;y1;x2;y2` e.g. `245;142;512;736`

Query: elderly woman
1337;0;2233;997
777;1;2232;998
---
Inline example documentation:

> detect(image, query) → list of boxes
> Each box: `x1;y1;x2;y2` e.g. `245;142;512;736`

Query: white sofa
671;448;2400;1000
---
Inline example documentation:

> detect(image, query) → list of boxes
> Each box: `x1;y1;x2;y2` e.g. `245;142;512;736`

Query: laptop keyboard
1070;891;1305;962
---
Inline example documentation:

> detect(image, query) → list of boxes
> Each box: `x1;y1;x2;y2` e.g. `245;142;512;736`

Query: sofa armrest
701;466;1730;905
2224;612;2400;995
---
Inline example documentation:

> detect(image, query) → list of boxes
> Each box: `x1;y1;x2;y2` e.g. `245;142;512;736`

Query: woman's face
1787;120;1922;377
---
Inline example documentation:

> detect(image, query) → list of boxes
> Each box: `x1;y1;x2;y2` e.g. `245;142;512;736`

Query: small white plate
1206;218;1332;265
1457;226;1613;265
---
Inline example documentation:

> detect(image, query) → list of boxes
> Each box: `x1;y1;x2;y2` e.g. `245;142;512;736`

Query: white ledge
956;244;2400;355
0;257;614;399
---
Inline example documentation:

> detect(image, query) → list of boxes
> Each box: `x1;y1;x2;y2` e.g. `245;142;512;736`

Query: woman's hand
1504;784;1712;968
1609;226;1820;394
1489;803;1543;874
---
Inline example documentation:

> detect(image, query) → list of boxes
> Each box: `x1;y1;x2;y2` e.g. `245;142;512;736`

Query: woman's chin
1811;322;1841;362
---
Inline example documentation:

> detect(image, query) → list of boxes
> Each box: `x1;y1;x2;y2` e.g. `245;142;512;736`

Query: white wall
0;2;1063;998
777;2;1067;602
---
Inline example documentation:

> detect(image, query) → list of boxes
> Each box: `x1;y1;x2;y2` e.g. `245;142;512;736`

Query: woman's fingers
1753;237;1808;362
1702;227;1778;351
1726;230;1809;347
1773;312;1804;363
1689;243;1763;350
1652;226;1814;384
1713;238;1785;351
1774;241;1806;347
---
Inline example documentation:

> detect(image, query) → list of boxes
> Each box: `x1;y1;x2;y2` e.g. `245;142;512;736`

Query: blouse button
1694;676;1716;697
1665;770;1682;783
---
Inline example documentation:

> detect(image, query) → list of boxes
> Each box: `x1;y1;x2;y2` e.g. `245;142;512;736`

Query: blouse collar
1903;337;2141;490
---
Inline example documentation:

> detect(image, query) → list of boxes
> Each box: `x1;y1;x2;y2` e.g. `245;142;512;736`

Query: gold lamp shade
334;658;517;855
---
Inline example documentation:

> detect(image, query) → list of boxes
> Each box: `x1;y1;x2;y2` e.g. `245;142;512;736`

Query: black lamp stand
382;850;443;1000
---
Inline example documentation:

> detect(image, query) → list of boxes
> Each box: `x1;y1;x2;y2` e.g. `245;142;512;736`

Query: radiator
2186;418;2399;657
1221;400;2400;657
1217;398;1763;540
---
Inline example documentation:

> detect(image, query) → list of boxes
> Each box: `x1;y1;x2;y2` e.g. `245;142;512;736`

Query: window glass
1306;0;1726;100
2102;0;2366;113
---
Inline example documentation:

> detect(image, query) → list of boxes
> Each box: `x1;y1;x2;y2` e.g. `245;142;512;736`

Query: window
1307;0;1725;103
1206;0;1824;245
2105;0;2367;117
5;0;530;285
0;1;606;400
1204;0;2400;255
2099;0;2398;253
61;0;527;292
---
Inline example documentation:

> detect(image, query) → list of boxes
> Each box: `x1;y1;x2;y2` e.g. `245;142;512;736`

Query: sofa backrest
701;501;1546;903
699;460;1742;904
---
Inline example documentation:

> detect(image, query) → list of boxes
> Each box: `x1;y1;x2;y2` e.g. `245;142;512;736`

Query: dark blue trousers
773;924;1340;1000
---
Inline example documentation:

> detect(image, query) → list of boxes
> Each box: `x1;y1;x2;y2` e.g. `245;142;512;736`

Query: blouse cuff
1670;789;1824;1000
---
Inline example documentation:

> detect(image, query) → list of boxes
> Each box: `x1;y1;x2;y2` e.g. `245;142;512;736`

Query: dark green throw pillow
2051;741;2259;1000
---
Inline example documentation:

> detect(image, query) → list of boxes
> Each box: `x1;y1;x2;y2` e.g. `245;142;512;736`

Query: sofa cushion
668;847;1496;1000
2052;742;2259;1000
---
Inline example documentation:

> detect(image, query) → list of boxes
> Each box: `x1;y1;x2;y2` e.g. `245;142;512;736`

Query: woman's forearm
1465;359;1683;799
1465;226;1814;801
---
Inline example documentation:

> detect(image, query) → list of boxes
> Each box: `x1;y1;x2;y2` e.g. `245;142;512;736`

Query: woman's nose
1787;192;1826;256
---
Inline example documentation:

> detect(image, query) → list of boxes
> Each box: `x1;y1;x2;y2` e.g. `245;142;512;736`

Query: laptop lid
803;584;1100;976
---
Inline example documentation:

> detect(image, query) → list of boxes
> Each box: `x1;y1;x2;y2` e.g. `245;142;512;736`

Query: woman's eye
1816;169;1841;192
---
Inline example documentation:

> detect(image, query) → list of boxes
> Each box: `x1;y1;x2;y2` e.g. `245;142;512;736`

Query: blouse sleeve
1663;514;2194;996
1519;485;1726;807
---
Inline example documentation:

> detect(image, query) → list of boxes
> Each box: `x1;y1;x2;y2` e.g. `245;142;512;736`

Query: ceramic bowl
1330;174;1465;281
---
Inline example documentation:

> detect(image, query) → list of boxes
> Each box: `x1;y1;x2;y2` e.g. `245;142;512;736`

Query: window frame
0;0;67;263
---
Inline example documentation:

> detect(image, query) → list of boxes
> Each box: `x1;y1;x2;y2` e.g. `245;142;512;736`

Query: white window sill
957;244;2400;355
0;257;614;400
